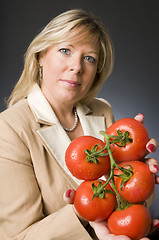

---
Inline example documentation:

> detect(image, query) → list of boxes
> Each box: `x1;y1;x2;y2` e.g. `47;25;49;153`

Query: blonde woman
0;9;158;239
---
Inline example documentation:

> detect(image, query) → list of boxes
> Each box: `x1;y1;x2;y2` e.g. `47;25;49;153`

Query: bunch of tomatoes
65;118;155;240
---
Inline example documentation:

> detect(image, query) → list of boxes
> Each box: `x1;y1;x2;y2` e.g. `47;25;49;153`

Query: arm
0;119;92;240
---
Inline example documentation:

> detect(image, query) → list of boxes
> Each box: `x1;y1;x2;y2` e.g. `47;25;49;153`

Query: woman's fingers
144;158;159;183
146;138;158;153
89;221;110;236
134;113;144;123
147;219;159;235
89;221;131;240
134;114;159;183
145;157;159;174
155;174;159;184
63;189;75;204
140;238;150;240
151;219;159;230
134;114;158;154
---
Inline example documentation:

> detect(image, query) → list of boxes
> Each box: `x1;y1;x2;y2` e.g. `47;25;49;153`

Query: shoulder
0;99;33;166
0;99;35;131
0;99;29;117
86;98;115;128
87;97;113;114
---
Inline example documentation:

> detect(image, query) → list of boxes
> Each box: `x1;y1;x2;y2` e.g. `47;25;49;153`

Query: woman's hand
145;139;159;184
63;189;159;240
63;190;129;239
63;189;88;227
134;113;159;183
134;113;158;154
89;221;131;240
89;221;152;240
134;113;159;236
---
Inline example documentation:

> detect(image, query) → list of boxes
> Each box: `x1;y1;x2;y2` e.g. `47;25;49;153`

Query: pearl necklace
63;107;78;132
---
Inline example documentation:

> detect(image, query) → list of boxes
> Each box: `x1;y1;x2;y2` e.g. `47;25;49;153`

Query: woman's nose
69;57;83;74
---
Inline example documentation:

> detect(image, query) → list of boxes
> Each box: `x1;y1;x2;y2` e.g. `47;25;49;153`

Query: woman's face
39;31;100;107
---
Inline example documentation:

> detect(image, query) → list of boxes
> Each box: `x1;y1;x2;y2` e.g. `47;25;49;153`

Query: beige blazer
0;84;114;240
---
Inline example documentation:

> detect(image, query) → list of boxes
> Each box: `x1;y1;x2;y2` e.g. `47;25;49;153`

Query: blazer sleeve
0;119;92;240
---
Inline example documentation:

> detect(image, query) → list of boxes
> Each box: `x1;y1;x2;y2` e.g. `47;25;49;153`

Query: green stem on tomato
84;144;108;164
84;130;132;164
91;131;133;210
101;131;130;209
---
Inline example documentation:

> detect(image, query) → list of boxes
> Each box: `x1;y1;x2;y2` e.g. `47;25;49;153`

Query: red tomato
65;136;110;180
114;161;155;203
74;180;117;221
107;204;151;240
106;118;149;162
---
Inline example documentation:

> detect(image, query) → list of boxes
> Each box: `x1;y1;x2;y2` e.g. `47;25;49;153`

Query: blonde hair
7;9;114;107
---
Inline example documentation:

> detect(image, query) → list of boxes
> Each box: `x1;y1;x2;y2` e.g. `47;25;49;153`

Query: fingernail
65;189;72;198
138;113;144;117
153;165;159;172
147;144;156;153
154;222;159;228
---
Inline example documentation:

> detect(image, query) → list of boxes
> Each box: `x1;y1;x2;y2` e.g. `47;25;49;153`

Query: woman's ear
38;50;47;66
38;55;43;66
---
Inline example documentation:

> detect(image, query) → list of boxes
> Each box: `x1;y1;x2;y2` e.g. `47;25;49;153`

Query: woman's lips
60;79;81;88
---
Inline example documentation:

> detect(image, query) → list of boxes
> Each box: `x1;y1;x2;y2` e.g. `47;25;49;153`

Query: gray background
2;0;159;238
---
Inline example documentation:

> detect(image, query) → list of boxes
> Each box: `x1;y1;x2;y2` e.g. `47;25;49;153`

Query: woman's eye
59;48;70;55
85;56;96;63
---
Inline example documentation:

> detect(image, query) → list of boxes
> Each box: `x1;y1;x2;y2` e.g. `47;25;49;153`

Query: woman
0;9;158;239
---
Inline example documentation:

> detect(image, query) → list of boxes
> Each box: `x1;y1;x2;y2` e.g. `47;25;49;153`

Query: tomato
107;204;151;240
106;118;149;162
65;136;110;180
114;161;155;203
74;180;117;221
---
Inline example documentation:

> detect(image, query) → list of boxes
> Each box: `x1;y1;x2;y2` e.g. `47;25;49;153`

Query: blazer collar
28;84;93;125
28;84;105;185
28;84;60;125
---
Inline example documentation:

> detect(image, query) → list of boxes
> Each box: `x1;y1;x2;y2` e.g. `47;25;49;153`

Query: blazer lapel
77;103;106;141
36;125;83;184
28;84;105;185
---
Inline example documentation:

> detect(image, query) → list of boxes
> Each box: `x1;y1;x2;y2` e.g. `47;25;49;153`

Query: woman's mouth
60;79;81;88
